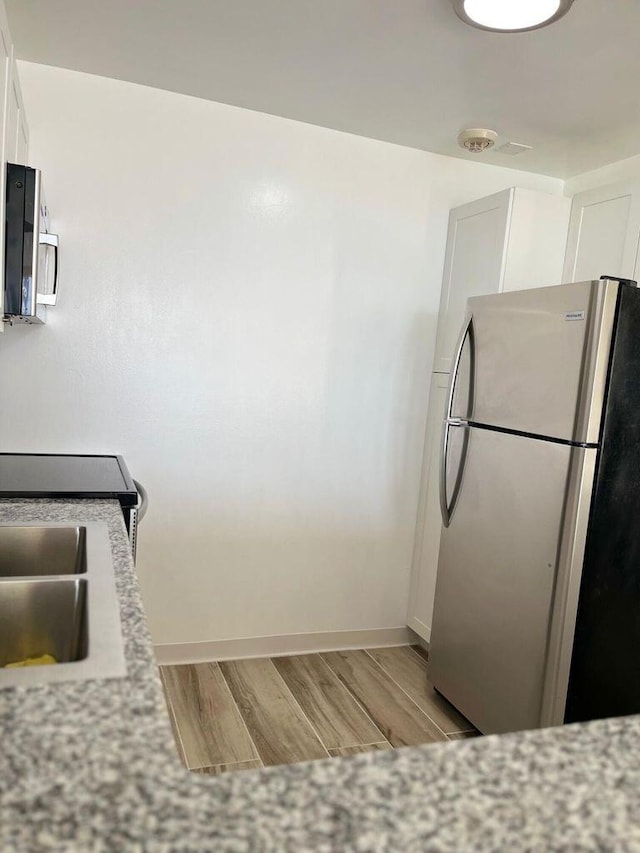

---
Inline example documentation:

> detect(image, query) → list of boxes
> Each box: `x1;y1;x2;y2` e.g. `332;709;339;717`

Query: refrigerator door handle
446;315;474;421
440;316;474;528
439;420;470;528
440;420;452;527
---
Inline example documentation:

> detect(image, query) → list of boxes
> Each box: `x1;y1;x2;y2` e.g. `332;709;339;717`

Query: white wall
2;61;563;652
565;152;640;196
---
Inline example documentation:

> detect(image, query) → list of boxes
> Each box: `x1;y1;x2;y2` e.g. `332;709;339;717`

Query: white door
433;190;511;373
407;373;449;641
563;181;640;283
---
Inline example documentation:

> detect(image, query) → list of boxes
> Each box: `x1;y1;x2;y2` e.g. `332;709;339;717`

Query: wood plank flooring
272;654;383;749
160;644;477;775
219;658;328;766
192;759;263;775
321;650;444;747
159;662;259;769
329;742;392;757
366;645;473;735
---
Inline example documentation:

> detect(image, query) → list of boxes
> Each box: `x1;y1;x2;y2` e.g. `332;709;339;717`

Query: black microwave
4;162;59;324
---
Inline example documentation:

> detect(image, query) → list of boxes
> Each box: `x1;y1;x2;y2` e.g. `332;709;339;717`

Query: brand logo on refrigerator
564;310;585;321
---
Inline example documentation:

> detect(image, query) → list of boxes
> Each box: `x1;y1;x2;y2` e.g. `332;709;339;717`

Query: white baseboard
154;626;414;665
407;615;431;644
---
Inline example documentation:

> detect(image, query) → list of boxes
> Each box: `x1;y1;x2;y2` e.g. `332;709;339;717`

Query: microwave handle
133;479;149;521
36;232;59;306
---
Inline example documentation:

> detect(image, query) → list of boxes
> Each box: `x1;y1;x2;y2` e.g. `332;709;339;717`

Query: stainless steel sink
0;522;126;687
0;578;88;666
0;526;86;577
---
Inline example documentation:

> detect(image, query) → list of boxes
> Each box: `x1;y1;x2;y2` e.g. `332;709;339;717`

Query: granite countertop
2;498;640;852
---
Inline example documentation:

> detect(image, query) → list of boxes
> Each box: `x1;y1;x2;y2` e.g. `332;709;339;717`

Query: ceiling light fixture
453;0;575;32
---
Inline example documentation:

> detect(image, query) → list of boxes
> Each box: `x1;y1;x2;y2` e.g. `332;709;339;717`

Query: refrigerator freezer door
465;279;619;443
430;426;577;735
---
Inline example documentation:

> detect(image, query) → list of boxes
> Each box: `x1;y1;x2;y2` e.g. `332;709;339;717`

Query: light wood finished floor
159;645;477;775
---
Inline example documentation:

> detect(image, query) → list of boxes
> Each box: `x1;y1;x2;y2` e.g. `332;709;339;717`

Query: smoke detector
457;128;498;153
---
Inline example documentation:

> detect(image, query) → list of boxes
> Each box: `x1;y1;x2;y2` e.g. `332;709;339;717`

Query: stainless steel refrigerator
429;276;640;735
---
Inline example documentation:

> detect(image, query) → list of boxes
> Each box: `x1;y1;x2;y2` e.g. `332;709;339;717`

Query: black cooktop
0;453;138;506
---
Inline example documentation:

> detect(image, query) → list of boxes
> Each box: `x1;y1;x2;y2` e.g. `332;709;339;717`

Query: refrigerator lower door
430;426;582;735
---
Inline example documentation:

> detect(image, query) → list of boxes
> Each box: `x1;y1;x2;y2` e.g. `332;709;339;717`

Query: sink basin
0;578;88;667
0;526;86;577
0;522;126;687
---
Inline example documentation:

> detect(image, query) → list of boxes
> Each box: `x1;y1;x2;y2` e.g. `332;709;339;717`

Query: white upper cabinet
433;192;510;374
16;87;28;165
562;181;640;284
0;11;9;133
433;187;570;374
0;0;30;327
5;54;28;166
0;3;11;323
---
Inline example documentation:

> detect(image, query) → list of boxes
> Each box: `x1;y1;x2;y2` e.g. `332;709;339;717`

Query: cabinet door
16;102;27;165
563;181;640;283
4;62;18;165
433;190;511;373
407;373;449;642
5;57;27;166
0;6;11;326
502;189;570;292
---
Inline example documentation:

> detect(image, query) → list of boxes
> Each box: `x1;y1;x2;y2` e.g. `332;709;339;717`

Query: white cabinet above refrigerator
562;180;640;284
433;187;571;374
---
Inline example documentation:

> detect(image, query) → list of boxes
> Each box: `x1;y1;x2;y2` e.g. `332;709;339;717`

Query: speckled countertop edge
2;499;640;852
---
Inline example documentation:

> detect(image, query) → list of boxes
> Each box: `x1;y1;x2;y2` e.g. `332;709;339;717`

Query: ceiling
6;0;640;179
